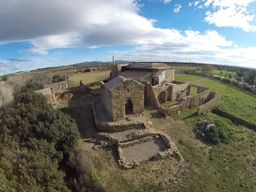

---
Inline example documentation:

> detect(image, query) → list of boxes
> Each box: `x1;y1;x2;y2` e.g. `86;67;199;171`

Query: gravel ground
122;138;168;164
108;126;145;140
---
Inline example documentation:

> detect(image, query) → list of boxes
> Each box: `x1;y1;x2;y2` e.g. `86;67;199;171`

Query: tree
52;75;66;83
0;135;70;192
201;65;213;76
1;75;8;81
0;83;80;191
20;81;44;92
0;83;14;107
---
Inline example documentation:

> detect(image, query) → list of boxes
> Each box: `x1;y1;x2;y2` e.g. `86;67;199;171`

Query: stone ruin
92;62;221;168
93;77;183;168
93;122;183;169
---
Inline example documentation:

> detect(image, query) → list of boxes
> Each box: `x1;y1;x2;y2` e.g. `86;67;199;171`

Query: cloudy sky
0;0;256;75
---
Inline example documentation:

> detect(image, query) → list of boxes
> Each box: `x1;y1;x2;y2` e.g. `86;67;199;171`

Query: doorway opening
125;99;133;115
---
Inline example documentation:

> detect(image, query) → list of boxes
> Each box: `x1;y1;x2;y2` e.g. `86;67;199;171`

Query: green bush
197;119;233;145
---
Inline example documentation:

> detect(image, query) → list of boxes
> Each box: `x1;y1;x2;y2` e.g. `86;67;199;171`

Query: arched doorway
158;91;167;103
125;99;133;115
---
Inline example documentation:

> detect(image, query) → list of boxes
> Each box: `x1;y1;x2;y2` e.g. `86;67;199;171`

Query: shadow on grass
105;145;120;164
182;112;198;120
150;111;165;119
194;132;210;145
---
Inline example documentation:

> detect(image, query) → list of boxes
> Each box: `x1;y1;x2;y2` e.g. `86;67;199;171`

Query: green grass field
67;70;110;87
175;74;256;124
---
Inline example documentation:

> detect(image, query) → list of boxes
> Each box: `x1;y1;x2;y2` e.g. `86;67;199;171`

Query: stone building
45;81;68;92
100;76;144;121
35;81;68;102
111;62;174;85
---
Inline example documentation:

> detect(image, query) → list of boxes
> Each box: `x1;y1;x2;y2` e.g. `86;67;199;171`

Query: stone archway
158;91;167;103
125;99;133;115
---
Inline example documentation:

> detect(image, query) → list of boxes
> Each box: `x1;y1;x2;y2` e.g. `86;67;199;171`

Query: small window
127;88;130;93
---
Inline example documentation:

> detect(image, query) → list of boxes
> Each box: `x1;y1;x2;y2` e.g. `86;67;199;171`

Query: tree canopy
0;82;80;191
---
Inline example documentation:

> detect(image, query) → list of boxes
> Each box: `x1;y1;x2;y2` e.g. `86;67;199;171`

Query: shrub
196;119;233;145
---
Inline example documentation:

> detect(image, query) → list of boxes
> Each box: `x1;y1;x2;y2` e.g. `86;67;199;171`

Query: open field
67;70;110;87
175;74;256;125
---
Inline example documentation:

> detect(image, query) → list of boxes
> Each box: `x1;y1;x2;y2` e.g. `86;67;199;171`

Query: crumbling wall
100;82;113;120
45;81;68;92
146;83;160;108
198;95;221;115
153;85;170;103
170;83;190;100
192;85;208;94
35;88;52;101
157;88;215;116
189;88;212;107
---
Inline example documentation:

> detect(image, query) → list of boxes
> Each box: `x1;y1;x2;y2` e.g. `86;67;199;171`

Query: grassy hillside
175;74;256;125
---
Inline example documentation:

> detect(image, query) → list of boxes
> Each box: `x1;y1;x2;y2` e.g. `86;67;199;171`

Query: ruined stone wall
111;80;144;121
157;88;215;116
146;83;160;108
198;95;221;115
100;82;114;120
170;83;190;100
153;85;169;96
195;85;209;93
35;88;52;101
153;85;171;102
212;108;256;131
190;88;212;107
165;68;174;82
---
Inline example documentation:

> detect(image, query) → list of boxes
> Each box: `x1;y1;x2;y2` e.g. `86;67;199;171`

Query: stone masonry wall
111;65;121;79
165;68;175;82
198;95;221;115
170;83;190;100
35;88;52;101
146;83;160;108
111;80;144;121
100;82;114;120
158;88;214;116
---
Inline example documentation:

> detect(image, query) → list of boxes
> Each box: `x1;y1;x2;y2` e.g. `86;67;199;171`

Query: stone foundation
94;129;183;169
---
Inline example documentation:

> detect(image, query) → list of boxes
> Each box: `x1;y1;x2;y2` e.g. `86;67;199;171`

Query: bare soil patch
122;138;168;164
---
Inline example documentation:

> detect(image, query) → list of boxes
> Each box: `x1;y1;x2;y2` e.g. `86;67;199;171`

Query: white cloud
163;0;172;4
0;0;256;75
19;48;48;55
194;1;201;6
189;2;193;6
203;0;256;32
174;4;182;13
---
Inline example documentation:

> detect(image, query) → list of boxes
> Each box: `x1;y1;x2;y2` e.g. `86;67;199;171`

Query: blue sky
0;0;256;75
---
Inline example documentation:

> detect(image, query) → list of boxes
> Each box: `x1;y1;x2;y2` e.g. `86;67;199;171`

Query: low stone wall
198;95;221;115
212;109;256;132
94;129;183;169
117;132;183;169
